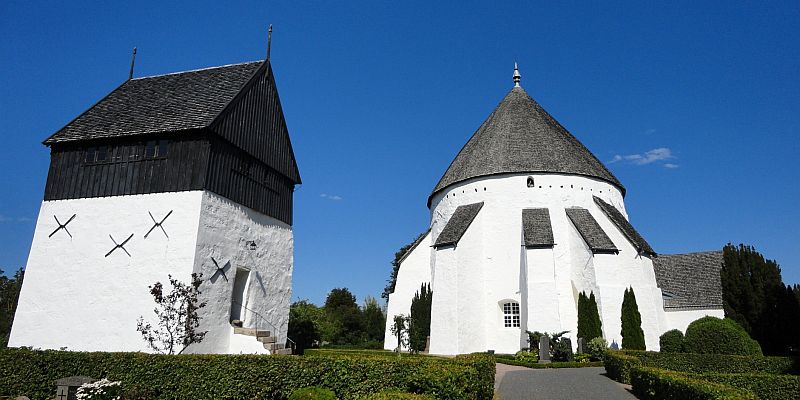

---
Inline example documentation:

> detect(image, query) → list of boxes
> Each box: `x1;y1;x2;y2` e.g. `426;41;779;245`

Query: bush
514;350;538;363
289;387;337;400
659;329;684;353
683;317;762;356
0;348;494;400
699;372;800;400
621;287;646;350
630;367;756;400
604;351;642;384
496;358;603;369
361;392;435;399
586;337;608;361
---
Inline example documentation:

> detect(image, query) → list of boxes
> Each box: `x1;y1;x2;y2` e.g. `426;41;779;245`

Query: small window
157;140;170;157
85;147;96;163
96;146;108;162
502;301;520;328
527;176;535;188
145;141;156;158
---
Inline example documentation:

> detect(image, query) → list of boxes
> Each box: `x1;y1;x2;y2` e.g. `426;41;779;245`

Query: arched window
502;301;520;328
527;176;535;188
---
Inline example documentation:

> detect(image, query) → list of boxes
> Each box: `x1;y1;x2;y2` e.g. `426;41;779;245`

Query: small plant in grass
659;329;685;353
586;337;608;361
76;378;122;400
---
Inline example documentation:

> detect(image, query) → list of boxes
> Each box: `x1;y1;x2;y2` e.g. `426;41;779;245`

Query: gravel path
495;364;639;400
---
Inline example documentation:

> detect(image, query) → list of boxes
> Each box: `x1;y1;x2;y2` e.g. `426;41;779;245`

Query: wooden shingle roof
653;251;724;309
593;196;656;257
430;86;624;206
45;61;263;144
565;207;618;254
522;208;554;248
434;202;483;248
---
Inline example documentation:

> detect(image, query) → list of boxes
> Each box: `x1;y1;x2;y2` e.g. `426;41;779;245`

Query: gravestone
538;336;551;363
577;337;585;354
55;376;96;400
562;338;574;361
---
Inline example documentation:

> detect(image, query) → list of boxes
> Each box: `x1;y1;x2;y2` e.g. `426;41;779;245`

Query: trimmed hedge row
625;350;799;375
700;373;800;400
630;367;756;400
604;350;798;384
0;348;494;400
495;357;603;369
603;351;642;384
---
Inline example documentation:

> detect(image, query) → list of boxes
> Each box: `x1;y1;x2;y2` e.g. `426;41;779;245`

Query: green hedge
361;392;435;399
603;351;642;384
625;350;799;375
683;317;762;356
496;357;603;369
699;373;800;400
630;367;756;400
0;348;494;400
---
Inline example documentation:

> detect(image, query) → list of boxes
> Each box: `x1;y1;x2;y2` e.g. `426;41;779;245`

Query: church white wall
187;191;293;355
663;308;725;335
425;173;673;354
9;192;204;352
382;231;431;351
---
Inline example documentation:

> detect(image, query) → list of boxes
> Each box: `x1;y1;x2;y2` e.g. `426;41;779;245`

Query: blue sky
1;1;798;305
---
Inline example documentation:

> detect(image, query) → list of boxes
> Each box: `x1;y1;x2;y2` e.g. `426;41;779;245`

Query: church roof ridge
429;68;624;207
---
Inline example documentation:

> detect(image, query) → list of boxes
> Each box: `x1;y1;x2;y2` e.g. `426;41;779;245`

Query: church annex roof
653;251;724;310
522;208;554;248
593;196;656;257
45;61;263;144
565;207;618;254
430;72;624;206
434;202;484;248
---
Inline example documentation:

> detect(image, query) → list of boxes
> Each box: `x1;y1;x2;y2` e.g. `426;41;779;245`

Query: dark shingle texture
565;207;618;253
44;61;263;144
522;208;554;248
434;202;484;247
653;251;724;309
430;87;624;204
593;196;656;257
397;229;430;265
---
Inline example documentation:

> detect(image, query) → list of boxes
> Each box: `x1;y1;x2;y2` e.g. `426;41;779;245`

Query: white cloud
320;193;343;201
609;147;675;166
663;163;679;169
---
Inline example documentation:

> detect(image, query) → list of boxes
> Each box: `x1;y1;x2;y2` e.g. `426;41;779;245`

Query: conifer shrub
577;291;603;342
683;317;762;356
659;329;684;353
409;283;432;353
621;287;646;350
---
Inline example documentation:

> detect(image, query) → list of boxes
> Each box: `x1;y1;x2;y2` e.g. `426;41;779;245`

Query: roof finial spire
266;24;273;60
128;47;137;80
513;62;521;88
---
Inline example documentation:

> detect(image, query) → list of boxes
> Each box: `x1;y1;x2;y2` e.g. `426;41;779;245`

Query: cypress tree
577;291;589;341
409;283;433;352
588;292;603;340
621;287;646;350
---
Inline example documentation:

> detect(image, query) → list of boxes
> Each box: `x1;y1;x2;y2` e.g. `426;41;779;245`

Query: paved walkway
495;363;639;400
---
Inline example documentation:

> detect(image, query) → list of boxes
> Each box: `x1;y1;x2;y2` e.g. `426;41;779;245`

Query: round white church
384;65;725;355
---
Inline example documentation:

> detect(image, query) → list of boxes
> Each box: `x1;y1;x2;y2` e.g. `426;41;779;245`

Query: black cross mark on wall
49;214;76;238
210;257;231;283
144;210;173;239
105;234;134;257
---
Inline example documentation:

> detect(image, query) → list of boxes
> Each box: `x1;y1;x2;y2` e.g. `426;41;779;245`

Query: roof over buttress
44;61;263;144
430;84;624;206
434;202;484;248
653;251;724;310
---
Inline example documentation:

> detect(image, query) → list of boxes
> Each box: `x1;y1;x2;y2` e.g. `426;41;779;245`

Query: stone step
263;342;285;351
273;348;292;355
233;327;271;337
258;335;276;344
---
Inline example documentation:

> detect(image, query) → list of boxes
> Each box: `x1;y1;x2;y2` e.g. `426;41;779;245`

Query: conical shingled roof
430;86;624;205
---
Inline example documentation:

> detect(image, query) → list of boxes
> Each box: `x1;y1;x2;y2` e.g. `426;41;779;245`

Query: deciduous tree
137;273;207;354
